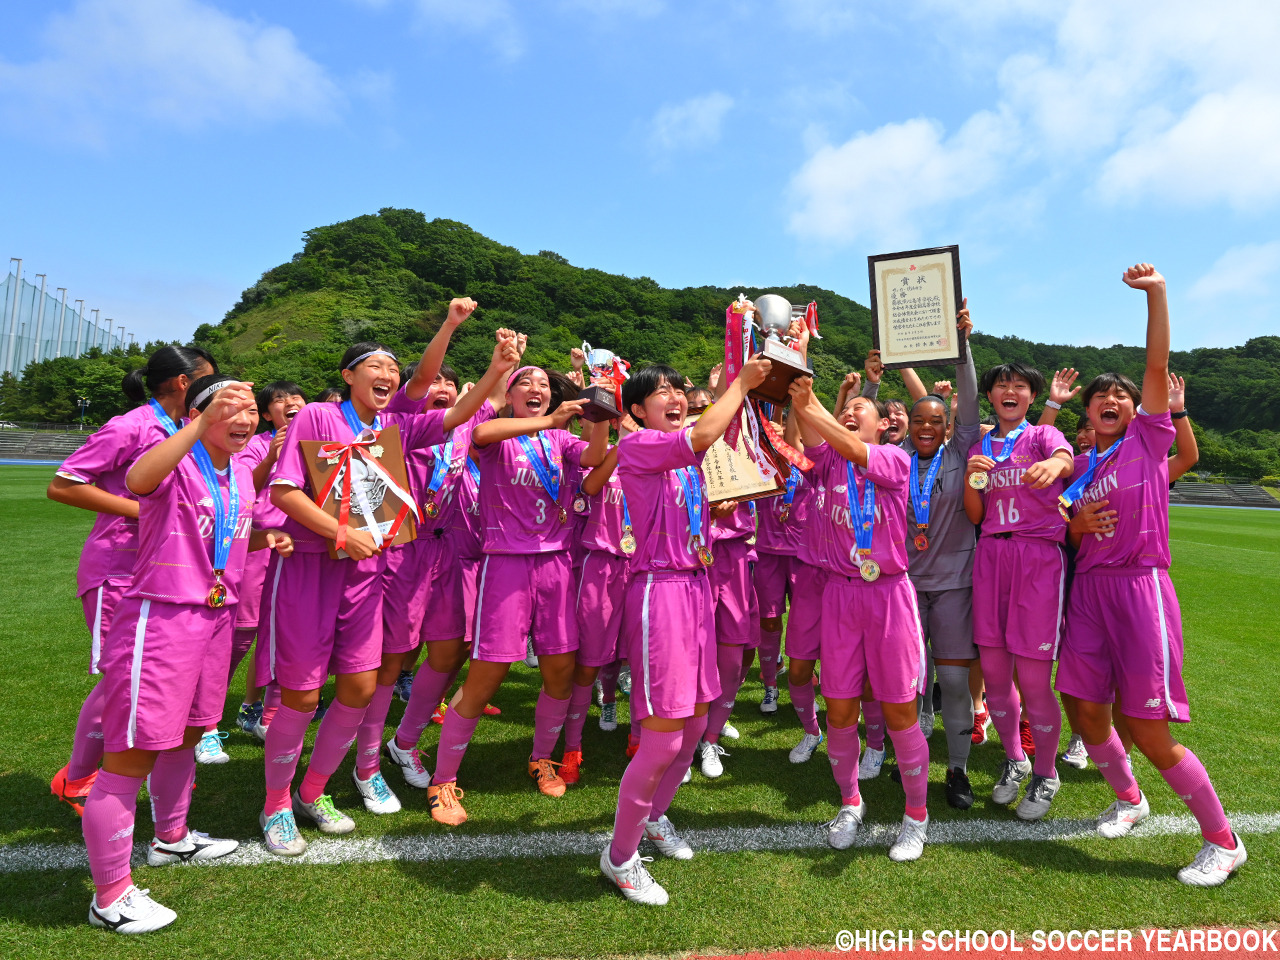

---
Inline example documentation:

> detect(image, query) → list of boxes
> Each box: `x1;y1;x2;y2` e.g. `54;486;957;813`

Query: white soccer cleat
888;812;929;862
194;730;229;765
384;738;433;789
600;847;669;905
790;731;823;764
599;702;618;732
88;885;176;934
760;685;779;715
1015;774;1061;821
918;707;935;740
682;765;692;784
524;637;539;668
1060;734;1088;770
292;791;355;835
260;809;307;857
991;758;1032;804
252;721;269;743
699;740;727;778
352;768;403;814
644;815;694;860
858;746;886;781
146;830;239;866
1096;792;1150;839
618;664;632;697
1177;834;1247;887
826;797;867;851
719;721;739;740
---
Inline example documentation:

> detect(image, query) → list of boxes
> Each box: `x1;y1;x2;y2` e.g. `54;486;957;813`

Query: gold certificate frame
868;245;966;370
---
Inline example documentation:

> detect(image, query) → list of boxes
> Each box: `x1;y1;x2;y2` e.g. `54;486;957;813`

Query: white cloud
0;0;340;146
649;92;734;152
780;0;860;33
1188;241;1280;301
786;111;1017;247
412;0;523;60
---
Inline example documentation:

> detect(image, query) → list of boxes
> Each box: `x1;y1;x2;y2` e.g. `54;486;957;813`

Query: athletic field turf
0;465;1276;957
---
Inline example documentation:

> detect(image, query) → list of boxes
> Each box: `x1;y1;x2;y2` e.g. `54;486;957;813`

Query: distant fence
0;422;93;432
1;269;127;379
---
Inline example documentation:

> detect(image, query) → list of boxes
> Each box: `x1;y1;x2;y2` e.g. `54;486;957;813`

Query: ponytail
121;345;218;402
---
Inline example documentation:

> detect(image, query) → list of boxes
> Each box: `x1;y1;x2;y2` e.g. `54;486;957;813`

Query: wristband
1171;410;1188;419
1044;400;1062;410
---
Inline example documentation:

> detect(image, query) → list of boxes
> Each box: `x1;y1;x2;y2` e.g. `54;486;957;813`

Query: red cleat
431;702;447;724
560;749;583;785
483;703;501;716
51;764;97;817
972;706;991;745
1020;718;1036;759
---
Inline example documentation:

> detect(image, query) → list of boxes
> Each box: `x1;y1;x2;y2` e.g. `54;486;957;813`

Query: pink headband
506;365;541;391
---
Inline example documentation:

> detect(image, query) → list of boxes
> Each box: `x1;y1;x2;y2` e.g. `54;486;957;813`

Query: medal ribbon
909;450;945;528
845;461;876;557
676;465;705;547
340;399;380;437
517;433;561;508
314;432;420;552
427;437;453;498
759;415;813;471
148;398;180;437
803;300;821;340
782;468;802;509
621;491;632;531
981;419;1029;464
191;441;239;574
1058;435;1128;514
466;456;480;484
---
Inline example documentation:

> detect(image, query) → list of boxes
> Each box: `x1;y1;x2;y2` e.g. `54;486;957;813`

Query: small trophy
577;342;630;423
745;294;814;405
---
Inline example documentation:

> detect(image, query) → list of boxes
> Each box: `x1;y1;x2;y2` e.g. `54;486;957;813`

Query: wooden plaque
868;245;966;370
300;424;418;560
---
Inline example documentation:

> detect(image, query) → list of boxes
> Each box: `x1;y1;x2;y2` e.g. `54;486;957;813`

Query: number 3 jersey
474;428;587;555
968;424;1073;543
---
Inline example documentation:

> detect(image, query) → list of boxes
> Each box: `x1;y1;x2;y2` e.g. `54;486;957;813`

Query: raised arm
404;298;477;401
900;366;928;403
444;332;521;432
1125;263;1170;415
127;384;255;496
690;356;770;453
1038;368;1081;427
955;304;979;426
581;446;619;496
1166;374;1198;481
789;376;871;467
862;348;883;399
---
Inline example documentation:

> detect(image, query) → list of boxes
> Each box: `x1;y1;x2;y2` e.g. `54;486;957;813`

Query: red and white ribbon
314;430;420;553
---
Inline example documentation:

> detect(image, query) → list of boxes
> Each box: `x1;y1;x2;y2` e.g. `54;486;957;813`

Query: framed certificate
867;245;966;370
699;410;788;504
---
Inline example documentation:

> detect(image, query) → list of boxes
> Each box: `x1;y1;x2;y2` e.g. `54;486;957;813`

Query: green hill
4;208;1278;478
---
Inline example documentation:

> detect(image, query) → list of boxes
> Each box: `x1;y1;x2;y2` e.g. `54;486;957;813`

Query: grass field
1;464;1277;957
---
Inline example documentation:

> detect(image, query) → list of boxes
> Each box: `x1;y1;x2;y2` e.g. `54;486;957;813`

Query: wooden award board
699;410;788;505
300;424;418;560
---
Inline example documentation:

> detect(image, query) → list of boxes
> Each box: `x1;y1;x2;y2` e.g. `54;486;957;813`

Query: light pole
4;258;20;377
73;299;85;357
78;395;89;431
32;273;47;365
90;309;100;351
54;288;67;358
116;325;124;352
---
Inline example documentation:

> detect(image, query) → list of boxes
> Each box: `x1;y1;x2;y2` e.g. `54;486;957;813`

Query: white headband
191;377;238;411
345;349;398;370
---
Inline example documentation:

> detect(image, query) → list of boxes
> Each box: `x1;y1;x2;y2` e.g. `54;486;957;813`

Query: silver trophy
741;294;813;405
578;340;629;423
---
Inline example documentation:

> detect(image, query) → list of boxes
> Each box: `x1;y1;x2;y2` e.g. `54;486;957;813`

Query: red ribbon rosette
313;431;421;553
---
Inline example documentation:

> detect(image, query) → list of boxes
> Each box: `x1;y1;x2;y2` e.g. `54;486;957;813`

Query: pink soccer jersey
710;500;756;549
1071;408;1176;572
452;454;484;560
474;428;586;554
126;455;256;606
270;401;448;553
756;473;805;556
617;427;711;574
56;404;175;595
968;424;1073;543
577;467;629;559
805;441;912;578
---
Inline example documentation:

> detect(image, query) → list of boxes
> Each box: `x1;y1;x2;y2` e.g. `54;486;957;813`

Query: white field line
3;812;1279;874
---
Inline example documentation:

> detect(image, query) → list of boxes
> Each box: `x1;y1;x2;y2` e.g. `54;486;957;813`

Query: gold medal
779;505;790;523
747;534;757;546
558;506;568;525
696;539;714;567
968;471;989;490
1057;496;1072;522
207;572;227;609
620;527;637;555
424;499;440;519
859;558;881;582
914;533;929;551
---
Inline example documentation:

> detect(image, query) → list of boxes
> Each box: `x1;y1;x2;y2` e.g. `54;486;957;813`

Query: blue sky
2;0;1277;352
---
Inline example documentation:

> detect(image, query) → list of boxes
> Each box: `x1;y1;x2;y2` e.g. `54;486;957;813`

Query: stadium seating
1170;481;1280;508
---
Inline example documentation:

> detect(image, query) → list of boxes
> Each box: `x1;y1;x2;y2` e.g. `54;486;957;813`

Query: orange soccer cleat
528;758;567;797
426;781;467;826
51;764;97;817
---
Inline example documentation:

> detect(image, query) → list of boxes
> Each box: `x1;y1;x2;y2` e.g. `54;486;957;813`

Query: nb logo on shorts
1038;643;1053;651
273;753;297;764
109;825;135;842
1145;697;1162;708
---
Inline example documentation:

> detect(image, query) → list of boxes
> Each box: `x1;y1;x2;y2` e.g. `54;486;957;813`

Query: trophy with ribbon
576;341;631;423
704;294;816;504
300;425;421;560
